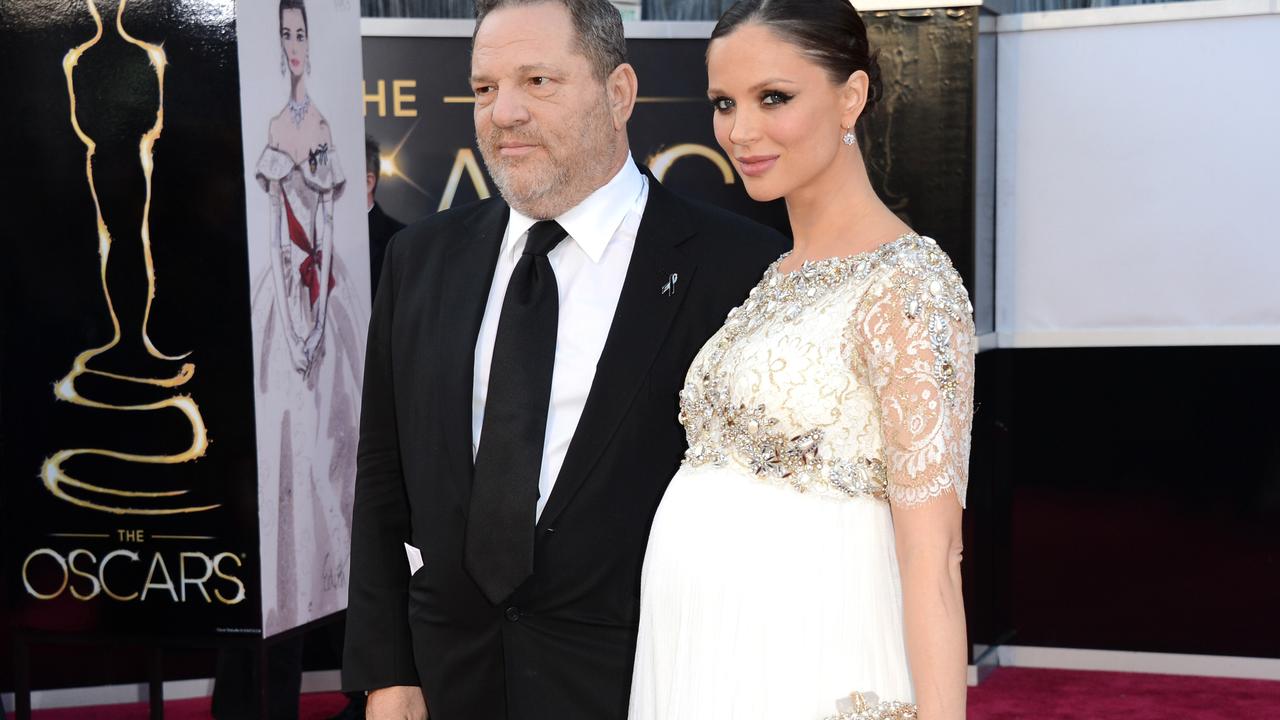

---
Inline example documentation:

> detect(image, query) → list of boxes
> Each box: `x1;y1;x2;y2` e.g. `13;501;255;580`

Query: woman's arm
302;125;339;373
303;185;334;371
855;249;976;719
894;497;967;719
263;160;309;374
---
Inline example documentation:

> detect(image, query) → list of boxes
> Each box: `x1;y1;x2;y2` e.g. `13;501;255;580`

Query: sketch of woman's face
280;9;308;79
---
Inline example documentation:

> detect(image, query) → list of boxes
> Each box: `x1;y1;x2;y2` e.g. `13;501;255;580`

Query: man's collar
503;156;644;264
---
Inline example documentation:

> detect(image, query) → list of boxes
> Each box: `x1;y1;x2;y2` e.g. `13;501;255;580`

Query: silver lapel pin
660;272;679;296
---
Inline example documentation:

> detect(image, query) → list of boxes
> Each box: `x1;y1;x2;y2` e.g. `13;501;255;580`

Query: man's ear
606;63;639;130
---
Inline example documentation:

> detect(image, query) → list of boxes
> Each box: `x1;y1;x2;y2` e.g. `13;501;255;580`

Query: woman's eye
761;91;792;106
711;97;734;113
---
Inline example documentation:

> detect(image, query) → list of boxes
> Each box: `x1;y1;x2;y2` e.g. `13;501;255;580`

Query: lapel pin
660;273;679;296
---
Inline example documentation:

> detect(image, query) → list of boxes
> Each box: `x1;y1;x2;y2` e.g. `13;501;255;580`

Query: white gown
629;234;975;720
251;145;365;636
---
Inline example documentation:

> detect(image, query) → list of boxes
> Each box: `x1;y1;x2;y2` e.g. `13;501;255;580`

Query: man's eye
710;97;734;112
530;76;550;87
474;85;494;96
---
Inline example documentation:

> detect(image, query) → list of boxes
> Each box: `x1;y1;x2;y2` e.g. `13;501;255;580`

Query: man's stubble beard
479;99;621;220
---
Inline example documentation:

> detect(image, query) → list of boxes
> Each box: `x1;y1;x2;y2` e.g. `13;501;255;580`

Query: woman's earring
280;51;286;77
842;127;857;146
306;57;311;75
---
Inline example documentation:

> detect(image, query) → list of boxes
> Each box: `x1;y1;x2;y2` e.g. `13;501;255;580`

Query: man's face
471;2;619;219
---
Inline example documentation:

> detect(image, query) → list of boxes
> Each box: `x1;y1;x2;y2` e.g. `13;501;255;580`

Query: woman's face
706;23;850;202
280;8;307;79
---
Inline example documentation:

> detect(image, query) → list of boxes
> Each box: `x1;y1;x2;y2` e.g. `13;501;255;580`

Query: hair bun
863;49;883;116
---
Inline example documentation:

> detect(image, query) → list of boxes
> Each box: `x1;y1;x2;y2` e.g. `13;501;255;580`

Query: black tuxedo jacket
343;168;786;719
368;201;406;300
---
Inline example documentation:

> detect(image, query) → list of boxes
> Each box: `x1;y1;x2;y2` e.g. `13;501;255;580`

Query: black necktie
465;220;569;605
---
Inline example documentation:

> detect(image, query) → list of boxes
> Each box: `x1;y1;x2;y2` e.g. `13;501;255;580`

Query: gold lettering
22;548;69;600
213;552;246;605
180;552;214;603
100;549;141;601
392;79;418;118
117;529;145;542
646;144;736;184
363;79;387;118
439;148;491;212
68;548;101;600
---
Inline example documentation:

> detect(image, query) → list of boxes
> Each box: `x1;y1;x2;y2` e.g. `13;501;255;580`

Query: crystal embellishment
677;234;971;500
823;691;918;720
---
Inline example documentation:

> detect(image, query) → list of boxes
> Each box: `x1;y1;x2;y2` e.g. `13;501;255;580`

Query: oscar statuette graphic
41;0;213;516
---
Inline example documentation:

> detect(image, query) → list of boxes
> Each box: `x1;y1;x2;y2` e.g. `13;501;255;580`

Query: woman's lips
737;155;778;177
290;58;301;67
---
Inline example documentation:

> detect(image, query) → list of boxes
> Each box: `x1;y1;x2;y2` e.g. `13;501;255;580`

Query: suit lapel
435;199;508;498
537;173;697;531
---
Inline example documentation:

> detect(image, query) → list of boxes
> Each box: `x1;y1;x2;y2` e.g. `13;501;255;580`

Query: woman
629;0;974;718
251;0;364;635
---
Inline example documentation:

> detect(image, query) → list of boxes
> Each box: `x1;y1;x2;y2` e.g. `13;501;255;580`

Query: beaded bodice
678;234;976;508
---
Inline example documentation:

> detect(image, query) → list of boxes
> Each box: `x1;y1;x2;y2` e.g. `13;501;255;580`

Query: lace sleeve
854;247;976;509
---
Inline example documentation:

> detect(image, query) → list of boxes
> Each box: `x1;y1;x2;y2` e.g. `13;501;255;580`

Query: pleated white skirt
629;462;914;720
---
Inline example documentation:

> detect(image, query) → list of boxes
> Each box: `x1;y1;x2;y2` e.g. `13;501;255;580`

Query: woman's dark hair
279;0;308;32
711;0;882;121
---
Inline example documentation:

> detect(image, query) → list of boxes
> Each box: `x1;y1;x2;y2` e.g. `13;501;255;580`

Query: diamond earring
306;57;311;75
841;128;857;146
280;50;286;77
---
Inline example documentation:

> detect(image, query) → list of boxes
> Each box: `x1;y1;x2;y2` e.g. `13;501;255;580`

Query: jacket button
505;606;521;622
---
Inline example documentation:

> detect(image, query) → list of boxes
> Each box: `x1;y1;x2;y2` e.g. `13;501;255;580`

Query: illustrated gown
629;234;975;719
252;144;365;636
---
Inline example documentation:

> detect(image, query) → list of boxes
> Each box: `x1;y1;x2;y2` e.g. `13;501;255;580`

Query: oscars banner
361;8;978;288
1;0;262;639
235;0;369;639
1;0;368;644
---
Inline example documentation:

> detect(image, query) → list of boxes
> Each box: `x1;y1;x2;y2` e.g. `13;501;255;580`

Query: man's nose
489;86;531;128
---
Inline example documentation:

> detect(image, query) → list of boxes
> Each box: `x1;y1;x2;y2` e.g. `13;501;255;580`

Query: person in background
365;135;405;299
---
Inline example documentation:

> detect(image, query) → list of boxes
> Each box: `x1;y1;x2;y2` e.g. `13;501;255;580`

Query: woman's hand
302;325;324;375
287;336;310;375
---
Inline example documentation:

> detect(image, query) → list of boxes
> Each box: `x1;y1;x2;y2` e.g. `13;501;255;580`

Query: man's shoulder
389;197;505;259
661;190;788;265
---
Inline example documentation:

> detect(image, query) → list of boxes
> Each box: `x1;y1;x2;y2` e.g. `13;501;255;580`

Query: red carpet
968;667;1280;719
23;668;1280;718
26;692;348;719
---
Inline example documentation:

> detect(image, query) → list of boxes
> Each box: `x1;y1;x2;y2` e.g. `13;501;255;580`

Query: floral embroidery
678;234;975;508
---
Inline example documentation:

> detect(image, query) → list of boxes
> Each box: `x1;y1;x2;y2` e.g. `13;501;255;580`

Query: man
342;0;785;718
366;135;407;299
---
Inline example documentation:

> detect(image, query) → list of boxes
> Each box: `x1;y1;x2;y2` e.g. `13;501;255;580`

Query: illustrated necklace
287;94;310;128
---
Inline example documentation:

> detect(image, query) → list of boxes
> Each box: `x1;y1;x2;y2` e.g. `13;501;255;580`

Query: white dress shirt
472;158;649;519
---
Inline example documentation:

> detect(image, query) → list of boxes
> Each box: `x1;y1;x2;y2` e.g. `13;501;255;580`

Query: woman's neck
290;75;307;103
783;150;907;266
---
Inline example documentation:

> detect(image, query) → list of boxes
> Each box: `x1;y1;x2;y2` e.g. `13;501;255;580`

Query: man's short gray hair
474;0;627;80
